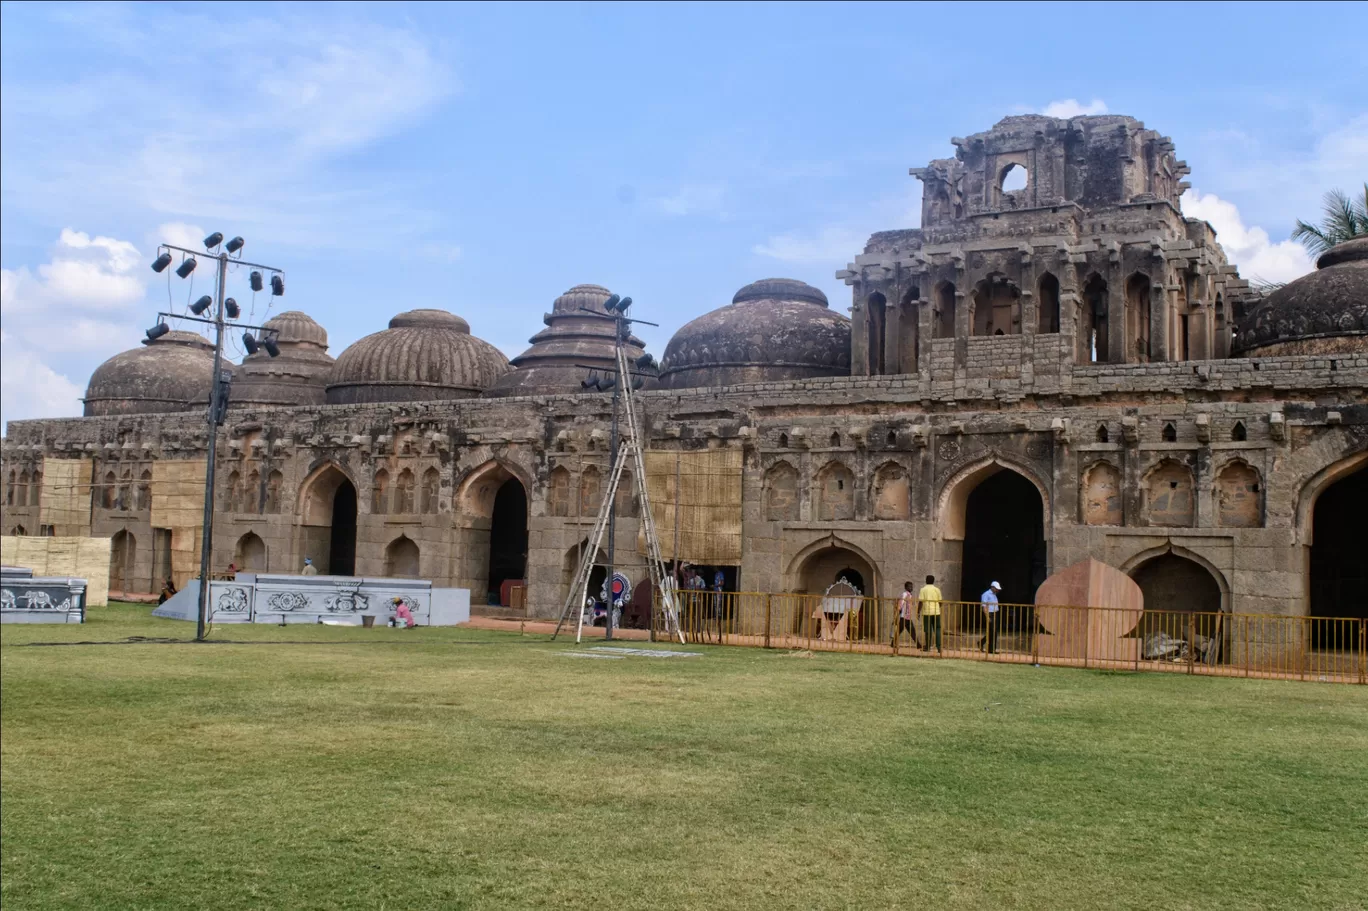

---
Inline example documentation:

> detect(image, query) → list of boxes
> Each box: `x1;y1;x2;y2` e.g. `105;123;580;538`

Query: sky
2;1;1365;427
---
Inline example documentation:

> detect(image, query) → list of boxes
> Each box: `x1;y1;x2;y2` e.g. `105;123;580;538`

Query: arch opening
959;469;1045;607
298;464;357;575
487;478;528;606
110;529;136;594
1130;553;1226;663
866;291;887;375
454;461;530;604
1124;272;1153;363
1037;272;1060;334
385;535;420;579
1080;273;1109;363
235;531;266;572
1310;465;1368;646
934;282;956;339
1000;163;1028;193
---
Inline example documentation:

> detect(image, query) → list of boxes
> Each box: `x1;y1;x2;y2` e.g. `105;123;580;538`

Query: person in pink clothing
391;598;416;628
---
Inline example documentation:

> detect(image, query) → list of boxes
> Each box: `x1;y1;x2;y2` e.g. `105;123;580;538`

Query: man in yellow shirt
918;574;943;654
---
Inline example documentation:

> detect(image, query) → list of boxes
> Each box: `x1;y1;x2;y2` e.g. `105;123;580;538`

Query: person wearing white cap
980;580;1002;654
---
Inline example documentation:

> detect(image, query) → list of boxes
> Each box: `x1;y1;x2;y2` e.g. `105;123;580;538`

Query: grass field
2;604;1366;911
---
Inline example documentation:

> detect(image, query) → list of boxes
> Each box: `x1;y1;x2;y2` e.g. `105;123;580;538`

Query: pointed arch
421;467;441;515
547;465;573;518
371;468;390;515
265;470;283;514
1295;449;1368;546
136;469;152;511
16;469;30;507
784;533;880;596
933;281;956;339
815;459;855;521
871;461;910;520
395;468;415;514
937;456;1052;541
579;464;603;516
1142;459;1195;527
1037;272;1060;334
763;460;800;521
1081;460;1123;526
384;534;421;579
1215;459;1263;528
235;531;267;572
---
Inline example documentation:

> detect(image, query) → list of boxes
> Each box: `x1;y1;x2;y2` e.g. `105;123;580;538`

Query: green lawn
2;604;1366;911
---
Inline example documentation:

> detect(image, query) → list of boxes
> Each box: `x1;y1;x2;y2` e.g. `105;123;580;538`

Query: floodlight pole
152;240;284;642
604;314;624;641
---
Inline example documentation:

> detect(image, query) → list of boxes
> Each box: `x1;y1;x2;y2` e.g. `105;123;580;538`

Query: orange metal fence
654;591;1367;685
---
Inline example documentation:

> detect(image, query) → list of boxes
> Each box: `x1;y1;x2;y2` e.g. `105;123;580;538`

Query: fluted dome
326;309;510;404
84;330;232;417
1236;238;1368;356
485;284;656;398
233;310;335;407
655;278;850;389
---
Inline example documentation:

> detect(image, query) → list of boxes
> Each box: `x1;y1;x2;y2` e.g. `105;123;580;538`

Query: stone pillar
1149;279;1168;363
851;279;869;377
1107;259;1125;365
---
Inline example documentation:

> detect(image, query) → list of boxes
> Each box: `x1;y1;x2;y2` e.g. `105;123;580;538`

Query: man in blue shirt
980;581;1002;654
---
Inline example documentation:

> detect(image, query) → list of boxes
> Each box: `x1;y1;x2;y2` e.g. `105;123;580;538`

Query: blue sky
3;1;1365;425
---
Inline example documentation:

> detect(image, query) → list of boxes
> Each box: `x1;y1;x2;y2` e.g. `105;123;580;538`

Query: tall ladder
553;341;683;643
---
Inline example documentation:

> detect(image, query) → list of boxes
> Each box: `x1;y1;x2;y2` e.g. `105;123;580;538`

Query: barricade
654;591;1366;685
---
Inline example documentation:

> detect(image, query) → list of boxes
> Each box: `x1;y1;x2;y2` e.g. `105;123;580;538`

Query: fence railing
654;591;1367;685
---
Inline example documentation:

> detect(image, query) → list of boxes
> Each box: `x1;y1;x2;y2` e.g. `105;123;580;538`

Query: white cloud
1;228;151;427
652;184;727;217
0;330;87;425
753;227;870;265
1041;98;1109;118
1181;189;1316;285
155;222;209;255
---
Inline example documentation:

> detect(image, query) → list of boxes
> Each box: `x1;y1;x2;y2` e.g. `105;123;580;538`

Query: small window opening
1000;163;1027;193
886;431;897;447
837;479;844;491
830;432;840;448
1232;421;1247;442
1162;423;1177;442
1096;425;1109;443
778;433;789;448
1169;481;1178;490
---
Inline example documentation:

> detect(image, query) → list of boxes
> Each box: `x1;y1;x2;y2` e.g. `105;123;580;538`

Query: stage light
190;295;212;315
249;270;263;292
225;236;244;254
203;232;224;249
270;274;284;296
602;294;620;311
175;258;197;279
225;298;240;319
262;336;280;357
636;353;655;368
597;375;616;391
146;322;170;341
581;372;598;389
242;332;259;355
614;296;632;312
151;252;173;273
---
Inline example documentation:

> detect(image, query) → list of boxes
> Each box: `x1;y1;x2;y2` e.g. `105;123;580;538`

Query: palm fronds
1290;184;1368;256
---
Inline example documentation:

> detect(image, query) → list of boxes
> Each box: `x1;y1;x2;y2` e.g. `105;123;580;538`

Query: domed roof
1235;238;1368;356
84;330;232;417
655;278;850;390
485;284;655;398
233;310;335;408
326;308;511;404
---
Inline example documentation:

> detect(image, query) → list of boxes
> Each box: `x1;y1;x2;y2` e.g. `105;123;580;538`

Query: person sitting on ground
301;557;317;576
157;578;177;605
391;597;416;628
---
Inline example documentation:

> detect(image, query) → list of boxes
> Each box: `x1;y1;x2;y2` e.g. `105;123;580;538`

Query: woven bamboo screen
150;459;206;586
1;536;111;606
38;458;92;536
639;449;742;565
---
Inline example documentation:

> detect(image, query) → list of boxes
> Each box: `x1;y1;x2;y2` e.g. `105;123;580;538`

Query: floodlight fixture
175;257;197;279
632;377;643;390
581;371;598;389
203;232;224;249
614;296;632;312
270;274;284;296
225;236;245;254
262;335;280;358
242;332;259;355
249;270;264;292
636;352;655;369
190;295;213;315
602;294;620;311
146;321;171;341
151;252;173;273
225;297;240;319
597;375;616;391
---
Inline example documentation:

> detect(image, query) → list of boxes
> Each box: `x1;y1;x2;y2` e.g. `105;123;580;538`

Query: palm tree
1290;184;1368;256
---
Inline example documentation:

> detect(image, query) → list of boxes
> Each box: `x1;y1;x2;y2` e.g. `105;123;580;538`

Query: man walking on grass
918;574;943;654
980;580;1002;654
893;581;920;649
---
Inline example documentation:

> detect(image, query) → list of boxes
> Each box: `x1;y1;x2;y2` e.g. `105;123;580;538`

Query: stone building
3;114;1365;648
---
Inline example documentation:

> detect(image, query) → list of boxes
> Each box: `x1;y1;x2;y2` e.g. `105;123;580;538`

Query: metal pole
194;252;228;641
603;314;623;640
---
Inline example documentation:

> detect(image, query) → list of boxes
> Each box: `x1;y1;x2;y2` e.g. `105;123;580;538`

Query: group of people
895;575;1004;655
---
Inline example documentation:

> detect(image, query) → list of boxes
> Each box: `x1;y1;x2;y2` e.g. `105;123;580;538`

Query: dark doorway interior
487;478;528;603
1130;554;1224;660
330;481;357;576
961;470;1045;611
1310;467;1368;646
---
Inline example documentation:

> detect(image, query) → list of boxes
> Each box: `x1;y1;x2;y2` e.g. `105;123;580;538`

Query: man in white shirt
980;581;1001;654
893;581;920;649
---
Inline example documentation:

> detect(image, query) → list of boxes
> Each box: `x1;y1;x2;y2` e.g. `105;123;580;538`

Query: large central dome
84;329;230;417
655;278;850;390
326;309;510;404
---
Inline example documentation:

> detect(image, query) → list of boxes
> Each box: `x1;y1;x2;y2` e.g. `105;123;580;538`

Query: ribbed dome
485;284;656;398
84;330;232;417
1236;238;1368;356
233;310;335;408
656;278;850;390
326;309;510;404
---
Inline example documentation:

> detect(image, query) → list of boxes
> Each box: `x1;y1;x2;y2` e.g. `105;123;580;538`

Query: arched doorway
454;462;529;605
957;469;1045;606
1129;552;1225;662
487;479;528;606
791;542;877;640
235;532;266;572
563;540;607;616
385;535;420;579
297;464;357;576
110;529;136;594
1309;464;1367;647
